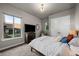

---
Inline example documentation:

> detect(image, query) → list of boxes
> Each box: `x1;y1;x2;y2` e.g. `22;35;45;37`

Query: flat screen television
25;24;35;32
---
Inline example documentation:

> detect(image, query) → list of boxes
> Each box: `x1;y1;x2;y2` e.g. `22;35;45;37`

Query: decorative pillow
67;34;74;43
60;37;68;43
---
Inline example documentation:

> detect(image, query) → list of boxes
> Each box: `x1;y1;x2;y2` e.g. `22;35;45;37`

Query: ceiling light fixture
40;4;44;12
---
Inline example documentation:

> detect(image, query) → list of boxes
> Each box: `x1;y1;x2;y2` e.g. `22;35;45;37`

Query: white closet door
50;15;70;36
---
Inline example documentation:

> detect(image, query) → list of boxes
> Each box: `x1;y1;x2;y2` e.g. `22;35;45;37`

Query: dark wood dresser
25;32;35;44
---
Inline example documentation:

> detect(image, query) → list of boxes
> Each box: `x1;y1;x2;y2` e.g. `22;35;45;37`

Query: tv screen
25;24;35;32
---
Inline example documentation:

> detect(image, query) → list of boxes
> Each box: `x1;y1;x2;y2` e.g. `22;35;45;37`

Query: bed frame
31;47;45;56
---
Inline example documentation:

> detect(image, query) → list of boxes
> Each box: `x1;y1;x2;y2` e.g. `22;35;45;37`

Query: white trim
1;37;23;41
13;16;14;38
0;41;24;51
1;13;4;40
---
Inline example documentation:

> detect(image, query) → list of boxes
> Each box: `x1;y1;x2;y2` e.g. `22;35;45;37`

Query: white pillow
69;37;79;47
54;35;63;42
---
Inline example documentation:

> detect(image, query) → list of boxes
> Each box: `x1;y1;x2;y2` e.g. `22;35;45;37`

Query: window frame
2;13;22;41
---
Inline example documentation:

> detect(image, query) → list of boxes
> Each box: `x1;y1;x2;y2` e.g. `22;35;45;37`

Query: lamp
40;4;44;12
70;30;78;36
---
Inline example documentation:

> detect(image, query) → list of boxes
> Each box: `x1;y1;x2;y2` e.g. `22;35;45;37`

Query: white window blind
50;15;70;36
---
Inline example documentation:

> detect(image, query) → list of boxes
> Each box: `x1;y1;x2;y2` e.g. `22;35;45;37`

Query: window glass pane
5;15;13;24
45;22;48;31
44;22;48;34
4;15;13;38
14;17;21;37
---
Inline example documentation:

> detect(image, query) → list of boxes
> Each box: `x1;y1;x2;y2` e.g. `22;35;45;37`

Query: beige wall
0;4;42;50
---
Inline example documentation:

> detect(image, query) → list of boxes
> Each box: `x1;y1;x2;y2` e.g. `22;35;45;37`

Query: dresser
25;32;35;44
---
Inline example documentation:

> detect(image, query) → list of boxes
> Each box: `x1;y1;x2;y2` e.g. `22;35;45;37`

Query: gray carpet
0;44;41;56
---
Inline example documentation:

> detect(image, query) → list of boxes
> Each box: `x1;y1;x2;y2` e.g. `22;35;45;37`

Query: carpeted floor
0;44;41;56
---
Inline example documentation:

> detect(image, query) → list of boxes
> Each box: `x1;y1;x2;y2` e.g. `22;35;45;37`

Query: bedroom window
3;14;22;40
45;22;48;32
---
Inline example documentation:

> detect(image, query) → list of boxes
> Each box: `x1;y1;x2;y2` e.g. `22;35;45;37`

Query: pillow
67;34;74;43
54;35;62;42
69;37;79;46
60;37;68;43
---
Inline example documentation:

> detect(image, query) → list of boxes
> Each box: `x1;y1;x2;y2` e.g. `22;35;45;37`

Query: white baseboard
0;42;24;51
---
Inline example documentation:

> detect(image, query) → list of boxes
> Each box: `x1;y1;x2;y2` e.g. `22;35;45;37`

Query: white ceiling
10;3;75;19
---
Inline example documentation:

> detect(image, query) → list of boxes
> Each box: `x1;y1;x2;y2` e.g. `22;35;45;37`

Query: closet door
50;15;70;36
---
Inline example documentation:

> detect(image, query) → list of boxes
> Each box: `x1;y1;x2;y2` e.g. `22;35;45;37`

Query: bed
29;36;79;56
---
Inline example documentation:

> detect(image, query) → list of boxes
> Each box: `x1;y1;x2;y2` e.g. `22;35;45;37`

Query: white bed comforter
29;36;78;56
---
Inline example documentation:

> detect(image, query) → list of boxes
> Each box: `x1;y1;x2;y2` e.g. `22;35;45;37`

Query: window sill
1;37;23;41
